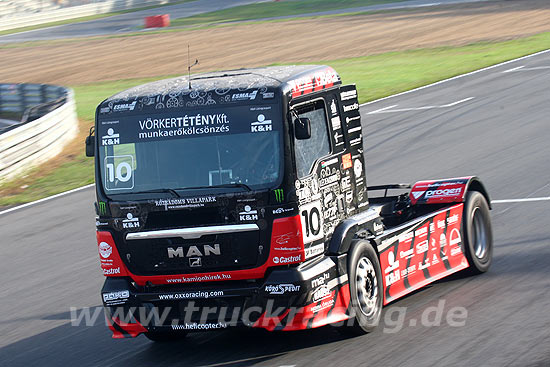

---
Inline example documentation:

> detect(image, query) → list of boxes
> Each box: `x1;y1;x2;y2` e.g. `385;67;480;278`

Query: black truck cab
87;65;492;339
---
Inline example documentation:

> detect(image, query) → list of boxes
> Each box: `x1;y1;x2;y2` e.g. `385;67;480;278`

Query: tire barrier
0;83;78;181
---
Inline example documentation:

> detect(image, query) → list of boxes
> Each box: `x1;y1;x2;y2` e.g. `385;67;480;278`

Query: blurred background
1;0;549;207
0;1;549;366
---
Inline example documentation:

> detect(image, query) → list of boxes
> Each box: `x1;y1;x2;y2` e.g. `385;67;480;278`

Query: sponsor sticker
251;114;272;133
343;103;359;112
239;205;258;221
232;91;258;101
353;159;363;178
400;248;414;259
331;116;341;130
122;213;140;229
342;153;352;170
103;290;130;305
274;231;299;246
300;201;324;244
113;101;137;112
312;285;331;302
305;243;325;259
265;284;301;295
340;89;357;101
330;99;338;115
311;273;330;288
416;240;429;254
99;242;112;259
155;196;216;210
384;250;401;286
447;214;459;225
101;128;120;146
272;254;301;264
312;298;335;313
103;267;121;275
426;188;462;198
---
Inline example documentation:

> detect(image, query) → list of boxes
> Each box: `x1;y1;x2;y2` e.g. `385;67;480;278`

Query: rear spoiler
367;177;491;209
408;176;491;209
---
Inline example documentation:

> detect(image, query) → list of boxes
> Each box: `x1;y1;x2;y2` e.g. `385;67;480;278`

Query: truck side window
293;99;331;178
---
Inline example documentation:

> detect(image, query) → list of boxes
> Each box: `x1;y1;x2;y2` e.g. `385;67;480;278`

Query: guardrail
0;0;172;32
0;83;78;182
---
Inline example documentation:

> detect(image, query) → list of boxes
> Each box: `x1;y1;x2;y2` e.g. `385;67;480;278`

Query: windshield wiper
178;183;252;192
135;184;252;196
216;183;252;191
134;188;181;197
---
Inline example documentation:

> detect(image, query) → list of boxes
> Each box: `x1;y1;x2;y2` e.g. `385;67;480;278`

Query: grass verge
170;0;401;27
0;0;196;37
1;31;549;207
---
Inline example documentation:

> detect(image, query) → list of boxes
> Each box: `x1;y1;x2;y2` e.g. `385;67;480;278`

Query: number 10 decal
300;200;324;244
104;155;134;191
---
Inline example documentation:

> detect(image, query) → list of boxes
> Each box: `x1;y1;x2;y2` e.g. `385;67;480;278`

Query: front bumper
102;254;352;337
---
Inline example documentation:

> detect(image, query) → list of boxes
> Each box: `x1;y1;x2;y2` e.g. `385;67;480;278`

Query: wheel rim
472;207;488;259
355;257;379;318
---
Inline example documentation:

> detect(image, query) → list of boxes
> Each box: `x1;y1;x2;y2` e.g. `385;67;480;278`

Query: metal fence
0;83;78;181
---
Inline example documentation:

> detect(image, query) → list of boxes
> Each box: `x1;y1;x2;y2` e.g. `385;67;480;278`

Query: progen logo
272;255;302;264
425;188;462;198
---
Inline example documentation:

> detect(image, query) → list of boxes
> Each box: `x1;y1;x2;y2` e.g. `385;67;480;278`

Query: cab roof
97;65;341;116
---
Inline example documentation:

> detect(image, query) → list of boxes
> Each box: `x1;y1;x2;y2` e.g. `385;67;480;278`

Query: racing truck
85;65;493;341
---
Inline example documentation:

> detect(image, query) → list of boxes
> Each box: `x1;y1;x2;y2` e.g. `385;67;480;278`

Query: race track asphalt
0;51;549;366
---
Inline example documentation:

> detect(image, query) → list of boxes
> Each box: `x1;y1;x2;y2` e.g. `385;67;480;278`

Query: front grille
124;231;260;275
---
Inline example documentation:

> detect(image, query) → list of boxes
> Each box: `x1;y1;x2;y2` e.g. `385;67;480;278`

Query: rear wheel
342;240;383;335
144;330;187;342
462;191;493;274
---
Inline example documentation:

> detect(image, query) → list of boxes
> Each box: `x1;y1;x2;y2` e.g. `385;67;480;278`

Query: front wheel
342;240;383;335
462;190;493;274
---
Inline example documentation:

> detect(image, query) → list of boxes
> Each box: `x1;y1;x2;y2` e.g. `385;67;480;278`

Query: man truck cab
86;65;492;340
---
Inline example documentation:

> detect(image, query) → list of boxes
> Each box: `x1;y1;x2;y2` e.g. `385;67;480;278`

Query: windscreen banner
98;104;278;146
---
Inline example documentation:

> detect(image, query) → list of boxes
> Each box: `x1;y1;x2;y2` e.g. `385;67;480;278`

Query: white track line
502;66;525;73
491;197;550;204
368;97;474;114
0;184;95;216
445;97;475;106
503;65;550;73
360;48;550;107
2;49;550;217
367;104;397;114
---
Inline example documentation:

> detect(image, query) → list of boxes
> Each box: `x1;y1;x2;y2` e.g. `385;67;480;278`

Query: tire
144;330;187;342
341;240;383;335
462;191;493;274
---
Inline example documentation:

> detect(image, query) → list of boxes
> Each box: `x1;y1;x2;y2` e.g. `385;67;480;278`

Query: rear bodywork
91;66;490;337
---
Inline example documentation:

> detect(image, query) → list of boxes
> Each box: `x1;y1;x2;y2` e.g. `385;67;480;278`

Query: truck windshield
97;104;282;196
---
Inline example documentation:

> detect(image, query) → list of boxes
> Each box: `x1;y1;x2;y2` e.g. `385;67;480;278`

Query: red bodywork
99;200;473;335
97;215;305;286
289;67;340;98
379;204;469;304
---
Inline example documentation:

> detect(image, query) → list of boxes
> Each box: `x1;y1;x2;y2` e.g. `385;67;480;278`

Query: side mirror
85;127;95;157
294;117;311;140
